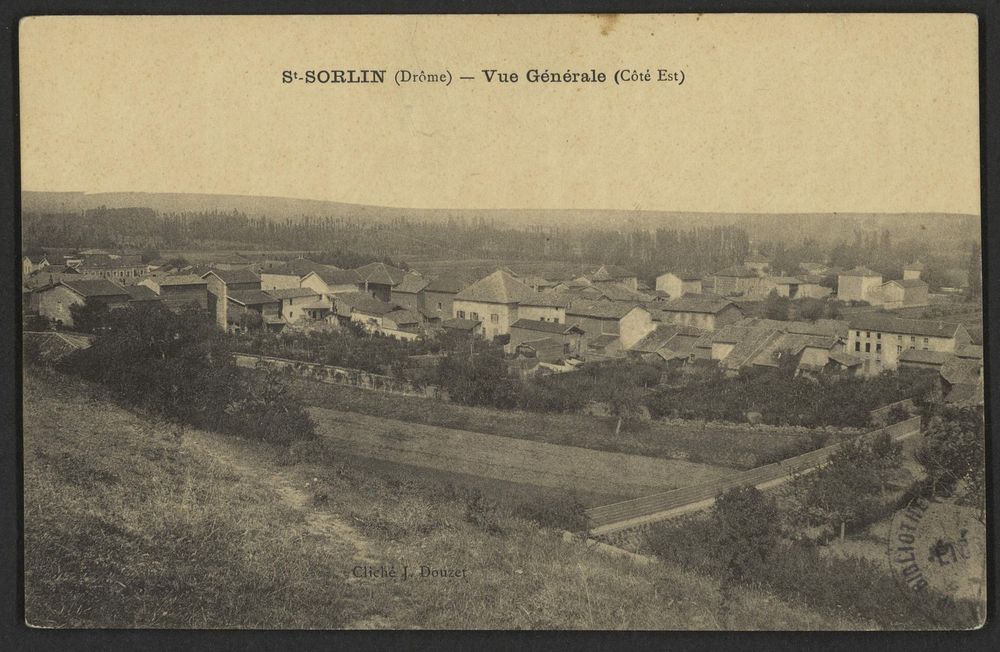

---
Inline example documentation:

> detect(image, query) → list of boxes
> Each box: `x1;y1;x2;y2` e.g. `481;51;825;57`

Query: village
21;247;984;407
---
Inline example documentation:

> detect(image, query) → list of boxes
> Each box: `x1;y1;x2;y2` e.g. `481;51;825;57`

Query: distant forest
21;207;979;288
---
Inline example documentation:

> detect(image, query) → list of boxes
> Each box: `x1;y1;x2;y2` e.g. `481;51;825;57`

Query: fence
586;415;921;535
232;352;444;398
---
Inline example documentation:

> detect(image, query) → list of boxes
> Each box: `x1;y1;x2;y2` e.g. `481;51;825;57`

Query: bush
515;492;590;532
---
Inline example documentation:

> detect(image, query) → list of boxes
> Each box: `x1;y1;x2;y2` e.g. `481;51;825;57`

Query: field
287;376;850;469
23;370;866;629
308;406;731;505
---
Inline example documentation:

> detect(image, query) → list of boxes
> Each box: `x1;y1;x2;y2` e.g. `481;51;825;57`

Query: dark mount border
1;3;997;651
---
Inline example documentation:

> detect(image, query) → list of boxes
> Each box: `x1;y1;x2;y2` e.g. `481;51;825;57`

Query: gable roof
454;270;538;304
884;278;928;289
265;287;321;300
848;313;965;339
519;291;576;308
940;357;982;387
424;274;472;294
125;285;161;302
60;279;130;298
590;264;635;280
442;317;481;330
829;350;864;367
355;262;406;286
899;349;953;366
393;272;430;294
202;268;260;285
658;271;701;281
383;309;421;325
335;291;398;315
158;274;207;287
310;268;362;286
510;318;584;335
227;289;280;306
840;266;880;277
566;299;645;320
658;294;737;315
592;283;655;303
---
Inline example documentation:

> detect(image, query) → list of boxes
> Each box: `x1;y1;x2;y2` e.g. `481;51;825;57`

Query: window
911;336;916;343
491;314;499;323
856;330;861;336
897;335;902;340
865;343;871;353
876;343;881;353
866;331;871;338
437;302;443;311
855;342;861;352
923;338;929;344
876;333;881;339
554;317;560;324
897;345;902;353
471;312;479;320
457;310;465;319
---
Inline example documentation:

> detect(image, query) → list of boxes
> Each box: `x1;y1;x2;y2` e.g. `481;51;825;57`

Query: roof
848;313;965;338
59;279;130;298
384;309;421;325
266;258;335;277
940;357;982;387
519;291;576;308
312;268;363;286
592;283;655;303
828;350;864;367
265;287;320;300
228;289;280;306
590;264;635;280
944;383;982;405
566;299;644;320
899;349;953;366
424;275;472;294
713;265;758;278
355;262;406;286
454;270;538;304
904;260;926;271
418;307;443;320
393;272;430;294
202;268;260;285
510;318;584;335
587;334;621;350
125;285;161;302
336;291;398;315
658;271;701;281
884;278;928;289
956;344;984;360
631;324;682;353
26;255;47;263
441;317;481;330
840;266;880;277
658;294;737;315
158;274;207;287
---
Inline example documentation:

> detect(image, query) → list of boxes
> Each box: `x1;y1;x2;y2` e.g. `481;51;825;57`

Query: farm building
565;300;655;351
301;268;363;299
509;318;584;357
355;262;407;302
628;323;705;363
202;268;261;329
423;274;473;318
517;292;575;324
878;279;930;309
837;267;883;303
587;264;639;291
265;287;326;324
139;274;209;311
846;313;971;375
226;289;284;331
260;258;335;290
710;265;768;297
441;317;483;336
391;272;430;312
655;295;743;331
36;279;131;327
655;272;702;298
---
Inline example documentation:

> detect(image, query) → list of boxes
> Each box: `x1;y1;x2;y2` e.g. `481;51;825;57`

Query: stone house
36;279;130;327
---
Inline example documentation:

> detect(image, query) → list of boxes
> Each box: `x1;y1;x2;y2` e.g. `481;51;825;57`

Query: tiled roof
335;291;397;315
159;274;207;286
630;324;682;353
424;275;472;294
956;344;984;360
203;268;260;285
442;317;481;330
265;288;320;300
587;334;621;350
589;264;635;280
125;285;161;301
454;270;537;304
829;350;864;367
899;349;953;366
384;309;421;325
658;271;701;281
519;291;576;308
658;295;736;315
566;299;643;320
228;289;280;306
510;318;584;335
940;357;982;387
393;272;430;294
593;283;655;303
848;313;965;338
944;383;982;406
355;262;406;286
60;279;130;298
313;268;362;286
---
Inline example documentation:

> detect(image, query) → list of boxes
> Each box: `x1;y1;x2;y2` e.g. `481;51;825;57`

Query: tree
763;289;790;321
915;407;985;520
609;384;646;435
68;300;112;333
966;242;982;299
797;298;826;321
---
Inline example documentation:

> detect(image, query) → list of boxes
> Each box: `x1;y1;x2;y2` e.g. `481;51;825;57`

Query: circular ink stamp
886;495;986;620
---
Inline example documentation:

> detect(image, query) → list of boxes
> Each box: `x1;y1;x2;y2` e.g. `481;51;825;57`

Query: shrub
515;492;590;532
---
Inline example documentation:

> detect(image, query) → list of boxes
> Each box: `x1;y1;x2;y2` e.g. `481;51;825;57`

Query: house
36;279;131;327
827;350;865;374
655;295;743;331
202;268;261;329
770;277;804;299
565;300;655;351
655;272;702;298
226;289;284;331
22;255;48;277
939;356;983;405
708;322;784;373
139;274;209;310
423;275;472;317
380;309;423;340
588;283;655;304
846;313;971;375
334;291;398;326
879;279;929;309
265;287;326;324
260;258;335;290
903;260;925;281
209;252;254;270
588;264;639;291
516;292;575;324
628;323;705;363
75;254;148;282
441;318;483;337
509;318;585;357
355;262;407;302
124;284;163;306
837;267;883;303
24;264;80;290
513;337;567;364
796;275;833;299
391;272;430;311
452;270;538;340
710;265;768;297
301;268;363;300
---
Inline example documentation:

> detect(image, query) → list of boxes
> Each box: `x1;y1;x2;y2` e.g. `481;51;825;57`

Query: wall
453;300;518;339
391;291;422;312
161;284;209;309
281;294;321;323
846;327;958;374
423;290;457;317
518;304;566;323
37;286;83;326
838;275;882;303
260;273;301;291
619;309;655;349
204;274;227;329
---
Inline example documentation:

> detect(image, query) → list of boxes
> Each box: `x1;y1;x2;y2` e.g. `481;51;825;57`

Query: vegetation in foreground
23;370;866;629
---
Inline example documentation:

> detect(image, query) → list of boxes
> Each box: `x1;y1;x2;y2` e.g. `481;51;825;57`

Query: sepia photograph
17;13;987;631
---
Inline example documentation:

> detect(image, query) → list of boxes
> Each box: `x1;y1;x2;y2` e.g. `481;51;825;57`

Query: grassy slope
286;376;832;469
23;370;865;629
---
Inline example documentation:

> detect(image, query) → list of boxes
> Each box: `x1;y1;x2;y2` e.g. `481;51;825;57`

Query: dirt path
182;434;375;567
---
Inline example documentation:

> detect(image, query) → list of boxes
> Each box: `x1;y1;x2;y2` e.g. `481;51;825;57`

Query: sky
19;14;981;215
